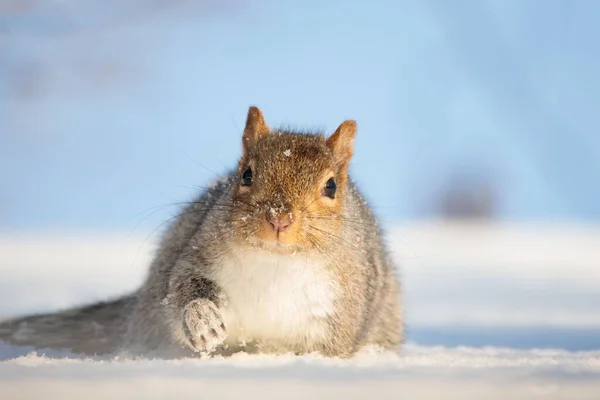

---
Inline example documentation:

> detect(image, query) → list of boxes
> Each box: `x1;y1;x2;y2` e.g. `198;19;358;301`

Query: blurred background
1;0;599;352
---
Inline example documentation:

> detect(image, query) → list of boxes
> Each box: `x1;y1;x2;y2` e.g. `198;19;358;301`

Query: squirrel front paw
181;299;227;353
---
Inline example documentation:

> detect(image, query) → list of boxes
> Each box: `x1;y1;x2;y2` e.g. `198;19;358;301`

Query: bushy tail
0;294;136;356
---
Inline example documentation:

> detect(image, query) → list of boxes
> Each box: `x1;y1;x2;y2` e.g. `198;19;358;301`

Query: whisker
305;231;344;277
303;215;391;235
184;154;222;178
298;196;321;217
130;202;235;234
130;208;206;272
307;224;369;259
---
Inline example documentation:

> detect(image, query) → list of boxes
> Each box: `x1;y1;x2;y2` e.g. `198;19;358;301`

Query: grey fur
0;295;135;355
0;124;403;359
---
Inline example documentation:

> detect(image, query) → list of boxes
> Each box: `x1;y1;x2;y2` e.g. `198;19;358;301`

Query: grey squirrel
0;107;403;358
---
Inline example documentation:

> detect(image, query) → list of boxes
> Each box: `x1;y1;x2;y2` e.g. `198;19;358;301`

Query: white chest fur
214;249;336;348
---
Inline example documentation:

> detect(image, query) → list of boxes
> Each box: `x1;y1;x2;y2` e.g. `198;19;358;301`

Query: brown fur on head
230;106;357;254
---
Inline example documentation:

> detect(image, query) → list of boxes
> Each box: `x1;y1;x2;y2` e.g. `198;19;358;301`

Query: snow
1;221;599;398
1;345;600;399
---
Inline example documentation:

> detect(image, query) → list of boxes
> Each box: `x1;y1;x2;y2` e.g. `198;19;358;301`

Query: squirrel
0;106;403;358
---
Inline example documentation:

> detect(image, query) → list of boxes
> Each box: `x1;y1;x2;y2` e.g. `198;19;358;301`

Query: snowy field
1;221;600;399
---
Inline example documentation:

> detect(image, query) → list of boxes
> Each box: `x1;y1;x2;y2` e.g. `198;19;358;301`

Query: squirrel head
230;106;357;254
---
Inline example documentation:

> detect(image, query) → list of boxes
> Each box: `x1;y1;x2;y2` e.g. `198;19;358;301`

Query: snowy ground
1;221;599;399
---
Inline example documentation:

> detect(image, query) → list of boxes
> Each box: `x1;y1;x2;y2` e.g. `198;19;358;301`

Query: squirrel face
229;107;356;254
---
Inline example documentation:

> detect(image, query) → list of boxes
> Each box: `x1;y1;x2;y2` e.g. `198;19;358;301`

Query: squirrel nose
268;215;292;233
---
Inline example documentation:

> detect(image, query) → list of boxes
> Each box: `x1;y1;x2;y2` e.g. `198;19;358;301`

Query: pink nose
268;215;292;232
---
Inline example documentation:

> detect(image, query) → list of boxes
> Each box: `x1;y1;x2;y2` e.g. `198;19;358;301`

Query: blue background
1;0;599;232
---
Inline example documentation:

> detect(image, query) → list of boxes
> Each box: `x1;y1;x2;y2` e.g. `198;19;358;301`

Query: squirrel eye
323;177;336;199
241;167;253;186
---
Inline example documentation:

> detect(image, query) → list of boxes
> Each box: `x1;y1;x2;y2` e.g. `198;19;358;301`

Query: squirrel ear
326;120;356;167
242;106;270;154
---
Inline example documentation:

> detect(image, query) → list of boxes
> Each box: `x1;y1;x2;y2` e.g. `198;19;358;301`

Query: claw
181;299;228;353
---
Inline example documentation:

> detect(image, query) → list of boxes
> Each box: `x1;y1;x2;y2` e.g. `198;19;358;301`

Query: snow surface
1;221;599;399
1;344;600;399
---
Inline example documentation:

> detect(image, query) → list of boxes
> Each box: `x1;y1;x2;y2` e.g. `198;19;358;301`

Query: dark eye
323;177;336;199
241;167;253;186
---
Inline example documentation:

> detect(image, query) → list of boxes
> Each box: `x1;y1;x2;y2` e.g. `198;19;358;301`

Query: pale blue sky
1;0;599;232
